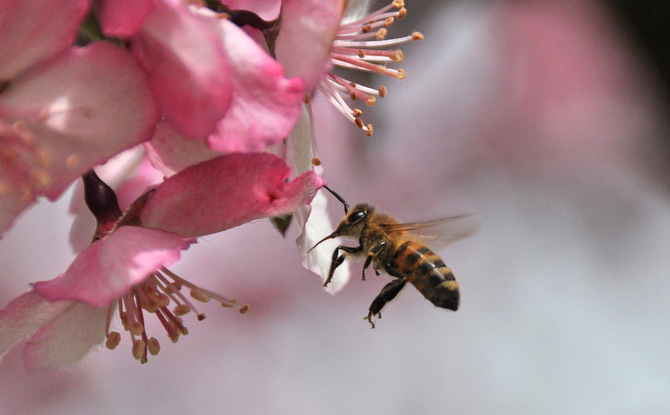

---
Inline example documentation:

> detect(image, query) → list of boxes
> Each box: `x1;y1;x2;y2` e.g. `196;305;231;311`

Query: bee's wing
380;214;480;251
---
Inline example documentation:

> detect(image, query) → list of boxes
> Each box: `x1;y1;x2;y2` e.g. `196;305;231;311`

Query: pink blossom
0;152;323;369
0;41;159;236
99;0;306;150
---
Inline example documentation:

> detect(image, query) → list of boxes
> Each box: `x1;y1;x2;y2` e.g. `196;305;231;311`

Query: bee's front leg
365;278;407;328
323;245;362;287
362;241;387;281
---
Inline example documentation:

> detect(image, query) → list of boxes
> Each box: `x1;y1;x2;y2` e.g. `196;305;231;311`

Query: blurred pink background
2;1;670;414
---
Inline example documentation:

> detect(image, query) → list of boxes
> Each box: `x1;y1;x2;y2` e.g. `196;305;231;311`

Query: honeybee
308;186;478;328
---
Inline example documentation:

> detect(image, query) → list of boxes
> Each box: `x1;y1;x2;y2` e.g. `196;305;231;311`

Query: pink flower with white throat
0;153;324;370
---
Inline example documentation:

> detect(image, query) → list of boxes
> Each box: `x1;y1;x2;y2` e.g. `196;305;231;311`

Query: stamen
318;1;422;135
107;266;247;363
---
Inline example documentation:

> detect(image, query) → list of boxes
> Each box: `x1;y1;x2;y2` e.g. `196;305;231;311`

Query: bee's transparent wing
380;214;480;251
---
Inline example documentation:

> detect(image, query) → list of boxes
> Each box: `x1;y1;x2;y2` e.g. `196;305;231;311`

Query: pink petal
0;0;88;80
140;153;326;237
0;291;73;359
0;42;159;201
274;0;346;89
98;0;158;37
22;302;108;372
207;19;306;153
144;121;222;177
33;226;192;307
131;1;233;140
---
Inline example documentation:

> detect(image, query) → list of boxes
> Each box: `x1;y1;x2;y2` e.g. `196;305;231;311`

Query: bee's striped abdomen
390;240;460;311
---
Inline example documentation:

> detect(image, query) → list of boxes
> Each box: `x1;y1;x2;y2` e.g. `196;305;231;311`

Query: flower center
319;0;423;136
104;266;248;364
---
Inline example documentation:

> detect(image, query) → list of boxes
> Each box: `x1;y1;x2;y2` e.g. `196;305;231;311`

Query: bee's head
307;203;374;253
335;203;373;237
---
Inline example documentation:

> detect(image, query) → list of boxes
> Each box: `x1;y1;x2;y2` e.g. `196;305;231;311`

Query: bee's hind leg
361;241;387;281
365;278;407;328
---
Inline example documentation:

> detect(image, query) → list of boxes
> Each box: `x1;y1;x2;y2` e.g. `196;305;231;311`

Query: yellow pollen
28;168;52;190
393;50;404;62
412;31;424;41
393;0;404;8
66;153;82;170
365;125;374;137
383;17;394;28
366;96;376;106
355;118;365;129
396;69;406;80
352;108;363;117
376;28;387;40
106;331;121;350
379;86;387;97
397;7;407;18
311;157;322;166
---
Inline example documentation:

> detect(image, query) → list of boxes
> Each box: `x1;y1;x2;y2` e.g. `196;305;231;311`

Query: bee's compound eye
349;209;367;224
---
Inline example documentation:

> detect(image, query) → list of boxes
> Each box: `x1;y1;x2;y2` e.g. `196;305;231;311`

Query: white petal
0;291;72;359
22;302;108;372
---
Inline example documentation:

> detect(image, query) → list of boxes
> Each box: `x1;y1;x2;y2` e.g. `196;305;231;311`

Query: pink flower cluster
0;0;418;370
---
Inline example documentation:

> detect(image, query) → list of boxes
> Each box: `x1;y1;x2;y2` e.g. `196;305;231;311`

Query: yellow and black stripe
391;240;460;311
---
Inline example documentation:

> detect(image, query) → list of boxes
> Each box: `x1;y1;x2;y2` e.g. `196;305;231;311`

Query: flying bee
308;186;478;328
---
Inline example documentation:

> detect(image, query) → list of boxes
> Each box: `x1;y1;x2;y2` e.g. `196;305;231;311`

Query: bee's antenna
323;185;349;214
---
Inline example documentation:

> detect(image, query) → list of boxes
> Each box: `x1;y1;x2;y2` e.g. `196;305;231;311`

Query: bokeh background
2;0;670;414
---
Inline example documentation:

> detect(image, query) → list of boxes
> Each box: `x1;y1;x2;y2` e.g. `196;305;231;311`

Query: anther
106;331;121;350
132;339;146;361
147;337;161;356
190;287;211;303
173;304;191;316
